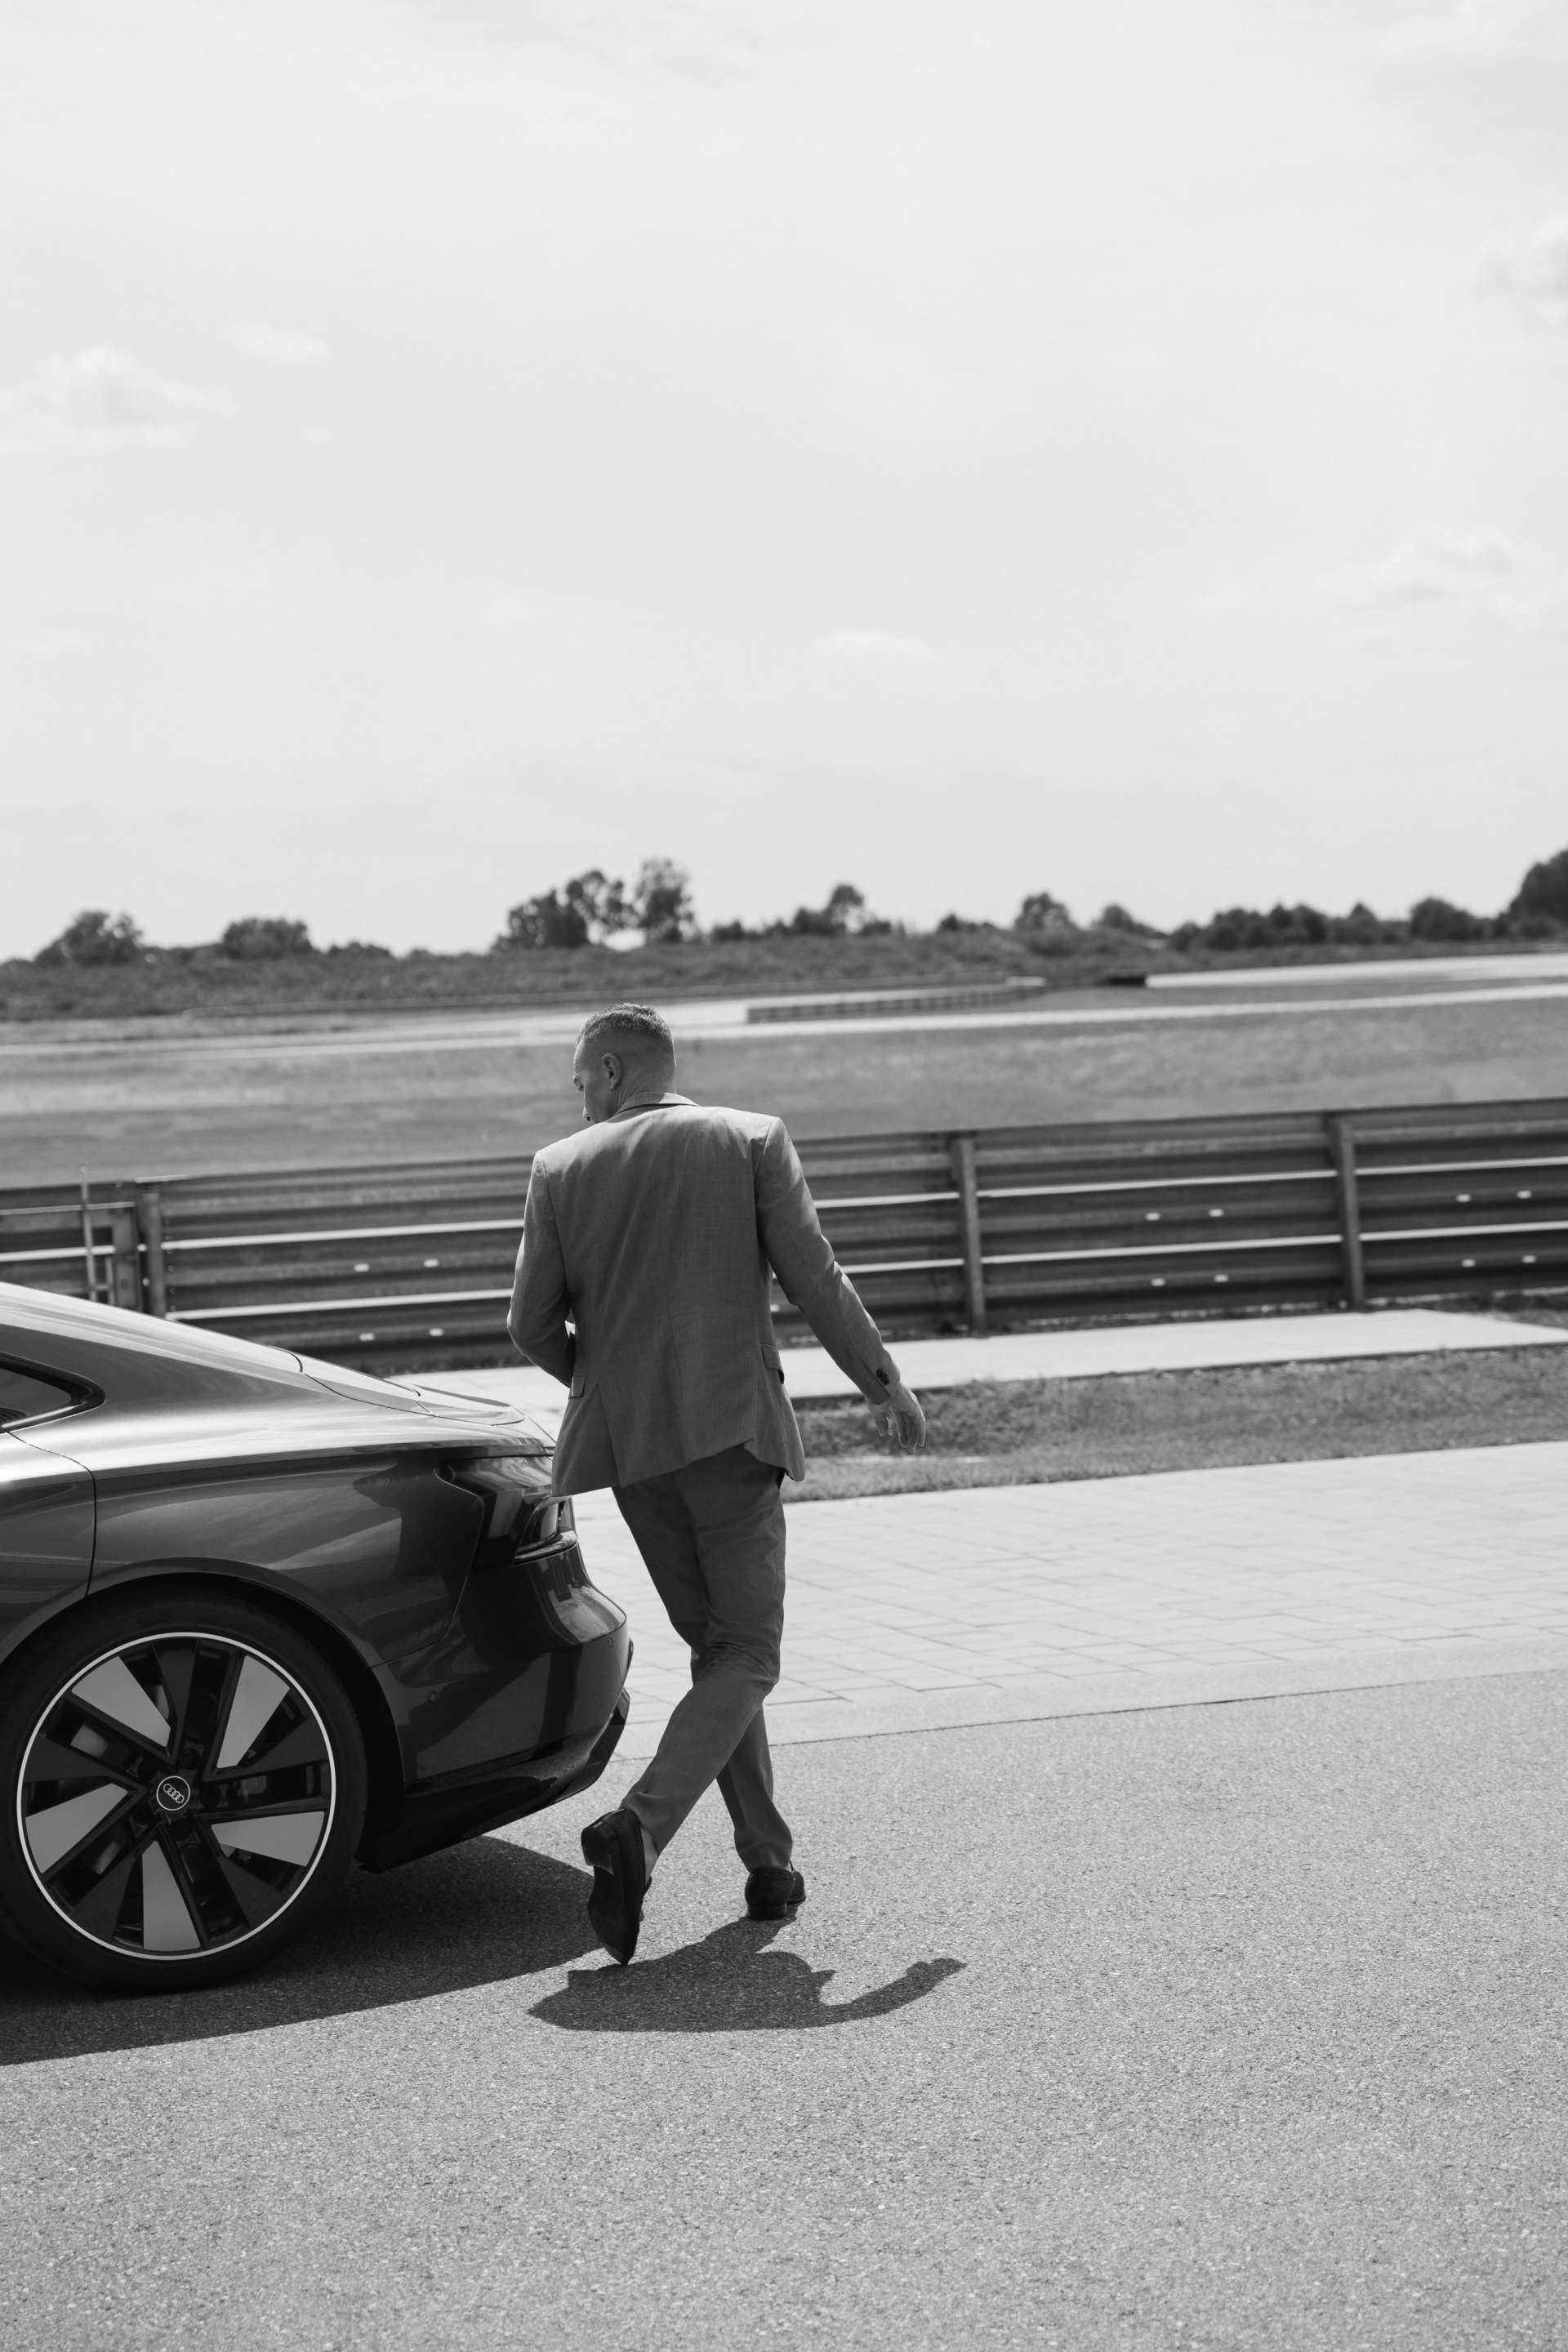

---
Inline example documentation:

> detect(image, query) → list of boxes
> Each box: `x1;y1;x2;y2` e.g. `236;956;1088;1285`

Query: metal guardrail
3;1098;1566;1369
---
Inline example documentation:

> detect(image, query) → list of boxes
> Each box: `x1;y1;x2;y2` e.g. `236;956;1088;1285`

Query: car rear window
0;1361;81;1426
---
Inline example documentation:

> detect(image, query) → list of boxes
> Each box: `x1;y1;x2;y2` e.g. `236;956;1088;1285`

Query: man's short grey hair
577;1003;675;1059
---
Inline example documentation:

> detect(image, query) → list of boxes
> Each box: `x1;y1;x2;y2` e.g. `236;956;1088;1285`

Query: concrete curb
608;1632;1568;1759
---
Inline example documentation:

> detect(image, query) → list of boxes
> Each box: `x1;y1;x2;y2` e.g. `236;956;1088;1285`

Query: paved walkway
434;1305;1565;1418
573;1441;1568;1761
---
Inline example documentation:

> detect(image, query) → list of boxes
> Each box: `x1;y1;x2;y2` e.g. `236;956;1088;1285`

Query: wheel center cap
154;1773;194;1815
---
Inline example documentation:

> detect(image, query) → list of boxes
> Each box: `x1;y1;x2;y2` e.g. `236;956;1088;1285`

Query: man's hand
872;1376;926;1453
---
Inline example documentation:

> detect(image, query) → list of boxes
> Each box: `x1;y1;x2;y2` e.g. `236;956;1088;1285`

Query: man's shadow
3;1846;965;2061
532;1918;964;2034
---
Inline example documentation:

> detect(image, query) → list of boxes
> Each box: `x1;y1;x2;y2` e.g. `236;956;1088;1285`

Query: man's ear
599;1051;622;1090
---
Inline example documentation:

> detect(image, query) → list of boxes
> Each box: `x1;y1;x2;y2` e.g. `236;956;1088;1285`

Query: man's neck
612;1083;675;1116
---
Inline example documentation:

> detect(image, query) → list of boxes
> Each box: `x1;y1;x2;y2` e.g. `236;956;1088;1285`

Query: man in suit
509;1001;925;1965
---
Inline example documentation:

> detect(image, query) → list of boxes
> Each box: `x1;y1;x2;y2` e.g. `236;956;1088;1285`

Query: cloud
424;0;827;83
1212;531;1566;628
0;348;222;454
1319;528;1560;625
12;627;91;661
483;595;534;628
1384;1;1568;63
1478;216;1568;321
231;322;330;364
1199;578;1256;615
814;630;933;658
829;332;973;446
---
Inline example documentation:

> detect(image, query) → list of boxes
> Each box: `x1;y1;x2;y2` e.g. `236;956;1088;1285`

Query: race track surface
3;1671;1564;2349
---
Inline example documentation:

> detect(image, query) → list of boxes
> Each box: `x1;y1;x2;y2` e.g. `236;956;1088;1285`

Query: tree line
30;911;393;967
1160;844;1568;951
24;845;1568;967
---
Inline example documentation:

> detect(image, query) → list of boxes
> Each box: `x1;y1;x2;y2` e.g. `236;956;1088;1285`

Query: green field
1;924;1535;1027
0;926;1125;1024
3;982;1566;1187
788;1332;1568;1500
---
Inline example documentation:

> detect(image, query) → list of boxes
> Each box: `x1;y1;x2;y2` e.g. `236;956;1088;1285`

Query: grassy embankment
785;1325;1568;1502
0;929;1144;1023
2;925;1557;1025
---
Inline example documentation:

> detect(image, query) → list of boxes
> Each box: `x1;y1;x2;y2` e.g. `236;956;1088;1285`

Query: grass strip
784;1343;1568;1503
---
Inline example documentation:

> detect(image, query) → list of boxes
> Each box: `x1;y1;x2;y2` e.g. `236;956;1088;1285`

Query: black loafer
745;1866;805;1922
581;1808;649;1965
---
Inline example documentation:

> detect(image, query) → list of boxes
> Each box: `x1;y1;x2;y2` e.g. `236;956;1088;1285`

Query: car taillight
516;1496;574;1554
440;1457;574;1566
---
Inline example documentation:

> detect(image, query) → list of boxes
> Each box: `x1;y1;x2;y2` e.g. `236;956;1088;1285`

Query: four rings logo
156;1775;193;1812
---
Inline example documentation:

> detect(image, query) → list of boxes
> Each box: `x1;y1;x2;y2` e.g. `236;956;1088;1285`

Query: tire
0;1590;368;1993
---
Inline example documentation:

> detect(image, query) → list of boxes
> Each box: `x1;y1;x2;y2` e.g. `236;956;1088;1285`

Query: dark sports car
0;1281;630;1992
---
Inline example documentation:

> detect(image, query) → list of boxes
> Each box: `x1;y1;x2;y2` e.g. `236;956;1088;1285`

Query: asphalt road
9;980;1568;1183
3;1670;1566;2350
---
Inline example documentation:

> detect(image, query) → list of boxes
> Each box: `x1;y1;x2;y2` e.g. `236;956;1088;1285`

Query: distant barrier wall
744;978;1051;1022
4;1097;1566;1369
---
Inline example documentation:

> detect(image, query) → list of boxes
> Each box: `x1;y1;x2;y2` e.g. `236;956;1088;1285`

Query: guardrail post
948;1133;988;1334
136;1184;168;1316
108;1205;142;1312
1325;1115;1366;1312
77;1173;103;1303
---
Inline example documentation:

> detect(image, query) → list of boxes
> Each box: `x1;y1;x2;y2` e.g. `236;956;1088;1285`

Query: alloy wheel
18;1631;337;1962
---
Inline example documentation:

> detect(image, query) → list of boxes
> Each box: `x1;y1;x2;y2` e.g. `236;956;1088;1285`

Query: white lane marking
70;1657;171;1748
657;981;1568;1039
215;1657;290;1771
1151;952;1568;990
23;1781;124;1875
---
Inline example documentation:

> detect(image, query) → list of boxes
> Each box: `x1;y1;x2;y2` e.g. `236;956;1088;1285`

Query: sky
4;0;1568;954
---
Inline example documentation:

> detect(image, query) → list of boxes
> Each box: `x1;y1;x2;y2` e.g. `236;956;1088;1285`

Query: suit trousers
612;1443;792;1871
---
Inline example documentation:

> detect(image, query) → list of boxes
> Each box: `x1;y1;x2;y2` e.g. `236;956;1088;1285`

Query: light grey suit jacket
508;1094;900;1494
